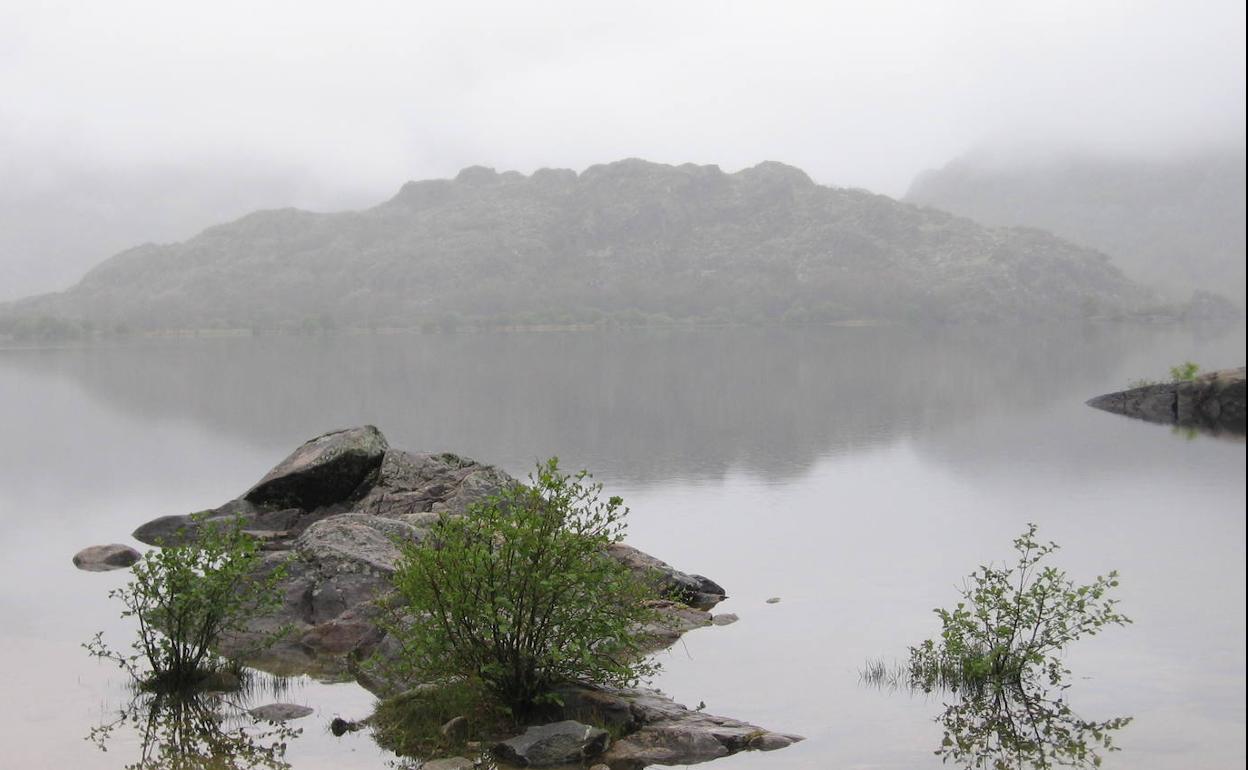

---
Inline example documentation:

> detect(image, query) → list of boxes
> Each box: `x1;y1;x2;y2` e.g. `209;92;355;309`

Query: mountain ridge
0;158;1218;339
906;148;1247;304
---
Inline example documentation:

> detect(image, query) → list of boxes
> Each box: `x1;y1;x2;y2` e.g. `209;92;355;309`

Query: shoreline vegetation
0;310;1236;349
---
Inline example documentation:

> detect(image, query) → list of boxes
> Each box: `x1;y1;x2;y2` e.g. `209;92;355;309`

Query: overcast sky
1;0;1245;298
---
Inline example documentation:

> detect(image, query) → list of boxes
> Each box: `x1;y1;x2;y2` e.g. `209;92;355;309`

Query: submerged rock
248;703;314;721
72;543;140;571
494;720;610;766
1087;367;1246;434
421;758;474;770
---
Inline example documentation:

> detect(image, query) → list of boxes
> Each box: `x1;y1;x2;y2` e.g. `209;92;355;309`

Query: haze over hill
0;159;1189;336
907;147;1247;304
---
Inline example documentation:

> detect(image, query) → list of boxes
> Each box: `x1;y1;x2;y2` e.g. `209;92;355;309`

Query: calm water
1;324;1243;769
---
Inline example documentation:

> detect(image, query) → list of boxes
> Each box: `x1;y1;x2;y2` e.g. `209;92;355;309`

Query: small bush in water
86;516;286;692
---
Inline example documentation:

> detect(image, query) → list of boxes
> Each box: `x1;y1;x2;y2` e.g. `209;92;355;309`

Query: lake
0;323;1243;769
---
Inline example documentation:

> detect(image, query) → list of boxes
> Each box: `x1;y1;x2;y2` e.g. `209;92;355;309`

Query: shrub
907;524;1131;693
386;458;658;714
86;516;286;692
1169;361;1201;382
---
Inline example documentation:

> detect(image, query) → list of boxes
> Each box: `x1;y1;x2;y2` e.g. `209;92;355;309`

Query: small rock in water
248;703;314;722
765;597;781;604
711;613;739;626
72;544;140;572
329;717;364;736
422;758;474;770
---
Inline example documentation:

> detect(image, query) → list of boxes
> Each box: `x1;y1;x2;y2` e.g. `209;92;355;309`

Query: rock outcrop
127;426;800;767
1087;367;1246;434
554;684;804;769
131;426;727;679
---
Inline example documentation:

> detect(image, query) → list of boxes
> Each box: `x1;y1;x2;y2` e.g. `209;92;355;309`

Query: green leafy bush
86;516;286;692
908;524;1131;693
386;458;658;714
1169;361;1201;382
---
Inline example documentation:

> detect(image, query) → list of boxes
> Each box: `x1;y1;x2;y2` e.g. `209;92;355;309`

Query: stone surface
422;757;474;770
72;543;140;571
245;425;389;509
557;685;803;769
607;543;726;609
710;613;739;626
494;720;610;766
248;703;314;721
294;515;408;576
1087;367;1246;434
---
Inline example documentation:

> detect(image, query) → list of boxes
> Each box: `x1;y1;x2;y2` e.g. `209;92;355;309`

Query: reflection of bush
936;685;1130;769
88;689;302;770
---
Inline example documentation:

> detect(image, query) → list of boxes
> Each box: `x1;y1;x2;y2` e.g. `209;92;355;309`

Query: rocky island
1087;367;1246;434
125;425;801;768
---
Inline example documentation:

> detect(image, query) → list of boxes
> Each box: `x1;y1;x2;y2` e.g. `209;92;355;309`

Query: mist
2;0;1244;299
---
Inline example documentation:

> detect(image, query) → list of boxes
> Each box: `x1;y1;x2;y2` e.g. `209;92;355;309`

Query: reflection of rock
494;720;610;766
72;543;140;571
554;685;803;769
422;759;474;770
130;426;725;679
1087;367;1246;434
248;703;313;721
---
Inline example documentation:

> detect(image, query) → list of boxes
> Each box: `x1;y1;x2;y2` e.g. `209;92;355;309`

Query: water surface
1;324;1243;768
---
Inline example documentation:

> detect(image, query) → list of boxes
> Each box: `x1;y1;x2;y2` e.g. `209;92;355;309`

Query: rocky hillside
0;159;1181;334
907;148;1247;305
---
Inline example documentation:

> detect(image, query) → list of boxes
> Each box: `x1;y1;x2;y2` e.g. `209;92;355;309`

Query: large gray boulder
245;426;389;509
493;720;610;766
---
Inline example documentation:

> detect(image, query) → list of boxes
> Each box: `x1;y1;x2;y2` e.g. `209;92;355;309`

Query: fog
1;0;1244;300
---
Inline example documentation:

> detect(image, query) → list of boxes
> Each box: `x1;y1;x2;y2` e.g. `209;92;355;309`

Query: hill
0;159;1194;338
906;148;1246;304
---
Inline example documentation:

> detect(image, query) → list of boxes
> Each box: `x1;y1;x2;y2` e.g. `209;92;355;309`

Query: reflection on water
932;684;1130;770
89;688;302;770
3;324;1241;484
0;324;1243;770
